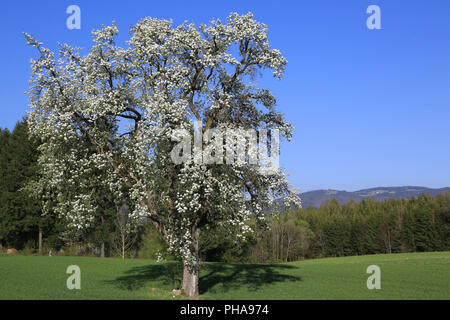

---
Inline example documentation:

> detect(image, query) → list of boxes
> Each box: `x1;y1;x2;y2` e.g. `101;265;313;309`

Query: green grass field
0;252;449;300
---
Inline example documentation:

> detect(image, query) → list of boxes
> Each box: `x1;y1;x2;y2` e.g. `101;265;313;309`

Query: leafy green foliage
0;119;43;249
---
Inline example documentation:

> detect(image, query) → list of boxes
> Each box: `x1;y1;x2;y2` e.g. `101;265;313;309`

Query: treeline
1;119;449;262
0;119;114;254
245;195;450;263
0;119;59;251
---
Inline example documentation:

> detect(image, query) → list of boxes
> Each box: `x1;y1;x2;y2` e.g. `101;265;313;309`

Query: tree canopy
25;12;299;296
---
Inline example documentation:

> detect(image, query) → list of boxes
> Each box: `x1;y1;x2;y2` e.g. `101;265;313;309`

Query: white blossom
25;12;300;268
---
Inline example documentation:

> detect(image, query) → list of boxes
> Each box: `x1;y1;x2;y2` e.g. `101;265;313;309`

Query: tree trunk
387;229;392;254
181;228;200;297
182;263;199;297
38;229;42;255
100;242;105;258
122;234;125;259
100;216;105;258
286;238;291;262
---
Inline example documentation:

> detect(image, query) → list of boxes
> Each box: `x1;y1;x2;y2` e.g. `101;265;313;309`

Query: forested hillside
299;187;450;208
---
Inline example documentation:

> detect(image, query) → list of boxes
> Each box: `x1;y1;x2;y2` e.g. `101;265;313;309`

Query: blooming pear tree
25;12;300;297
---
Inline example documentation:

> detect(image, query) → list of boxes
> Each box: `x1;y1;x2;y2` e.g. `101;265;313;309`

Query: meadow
0;251;448;300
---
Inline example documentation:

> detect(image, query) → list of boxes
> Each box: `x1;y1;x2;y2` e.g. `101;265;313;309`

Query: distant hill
299;186;450;209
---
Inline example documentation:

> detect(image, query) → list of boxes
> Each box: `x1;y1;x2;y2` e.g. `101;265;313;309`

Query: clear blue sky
1;0;449;192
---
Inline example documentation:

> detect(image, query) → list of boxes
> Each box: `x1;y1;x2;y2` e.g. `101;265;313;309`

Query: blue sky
1;0;449;192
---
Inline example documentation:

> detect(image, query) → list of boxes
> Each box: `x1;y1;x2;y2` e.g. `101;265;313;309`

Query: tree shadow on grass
104;262;184;291
199;263;301;294
105;261;301;295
